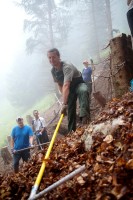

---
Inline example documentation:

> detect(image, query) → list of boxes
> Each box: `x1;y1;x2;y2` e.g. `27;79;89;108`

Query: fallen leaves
77;176;85;186
0;92;133;199
126;159;133;169
103;134;113;143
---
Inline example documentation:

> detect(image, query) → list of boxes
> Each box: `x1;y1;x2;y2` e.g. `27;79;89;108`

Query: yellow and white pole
29;114;64;199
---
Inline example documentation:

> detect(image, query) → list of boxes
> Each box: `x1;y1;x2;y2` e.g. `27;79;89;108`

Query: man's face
47;51;60;67
17;119;24;128
33;111;39;118
83;63;89;68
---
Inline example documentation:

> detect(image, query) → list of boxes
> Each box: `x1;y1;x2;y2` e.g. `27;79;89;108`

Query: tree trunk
7;135;12;151
105;0;113;39
26;115;33;126
0;146;12;165
48;0;54;48
91;0;101;61
110;33;133;98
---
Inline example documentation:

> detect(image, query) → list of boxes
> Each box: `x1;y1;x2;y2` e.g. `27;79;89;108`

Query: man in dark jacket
47;48;90;133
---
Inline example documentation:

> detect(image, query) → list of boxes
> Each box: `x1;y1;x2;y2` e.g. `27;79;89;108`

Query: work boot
81;116;91;125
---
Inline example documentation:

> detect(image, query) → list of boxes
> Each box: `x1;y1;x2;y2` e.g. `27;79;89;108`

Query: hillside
0;92;133;200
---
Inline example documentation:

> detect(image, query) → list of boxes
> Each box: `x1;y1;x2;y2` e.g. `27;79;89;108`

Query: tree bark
105;0;113;39
7;135;12;151
91;0;101;61
0;146;12;165
26;115;33;126
110;33;133;98
48;0;54;48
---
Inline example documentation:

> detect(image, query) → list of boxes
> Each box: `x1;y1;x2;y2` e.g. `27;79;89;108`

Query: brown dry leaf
111;186;127;199
109;108;115;115
116;157;126;167
103;135;113;143
81;172;88;178
77;176;85;186
75;164;82;169
96;155;103;162
104;160;115;164
98;142;108;152
114;142;123;150
107;176;112;183
69;166;73;171
117;106;124;113
128;132;133;138
109;165;114;172
112;173;118;186
93;163;100;172
126;159;133;169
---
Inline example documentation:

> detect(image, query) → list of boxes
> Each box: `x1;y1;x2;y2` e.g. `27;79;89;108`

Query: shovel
91;59;106;108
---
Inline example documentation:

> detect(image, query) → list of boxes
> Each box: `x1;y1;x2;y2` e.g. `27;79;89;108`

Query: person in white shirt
127;0;133;37
32;110;49;150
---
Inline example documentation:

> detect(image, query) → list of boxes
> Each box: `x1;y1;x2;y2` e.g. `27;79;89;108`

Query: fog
0;0;131;146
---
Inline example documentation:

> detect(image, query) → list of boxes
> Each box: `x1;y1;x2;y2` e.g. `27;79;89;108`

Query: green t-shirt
51;61;81;84
63;62;81;83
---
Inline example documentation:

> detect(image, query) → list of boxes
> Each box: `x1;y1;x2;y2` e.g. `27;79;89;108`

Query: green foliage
61;0;112;59
6;0;71;108
17;0;71;53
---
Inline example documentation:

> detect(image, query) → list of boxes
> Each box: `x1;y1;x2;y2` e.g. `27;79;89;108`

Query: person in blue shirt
11;117;33;173
82;60;92;95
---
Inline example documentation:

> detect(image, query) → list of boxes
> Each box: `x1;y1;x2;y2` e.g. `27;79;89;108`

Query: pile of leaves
0;92;133;200
94;92;133;123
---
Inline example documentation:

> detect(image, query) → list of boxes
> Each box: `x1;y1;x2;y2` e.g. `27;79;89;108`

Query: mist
0;0;130;146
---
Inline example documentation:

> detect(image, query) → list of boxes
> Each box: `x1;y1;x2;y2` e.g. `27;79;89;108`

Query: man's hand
11;148;16;154
36;131;42;136
61;104;68;115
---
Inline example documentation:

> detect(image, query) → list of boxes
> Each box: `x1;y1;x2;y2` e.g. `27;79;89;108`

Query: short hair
47;48;60;57
33;110;38;114
16;117;23;122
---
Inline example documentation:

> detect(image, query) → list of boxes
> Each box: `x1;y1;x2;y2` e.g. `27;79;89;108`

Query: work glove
11;148;16;154
60;104;68;115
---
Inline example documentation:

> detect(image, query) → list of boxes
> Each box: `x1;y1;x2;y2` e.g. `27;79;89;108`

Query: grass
0;93;56;147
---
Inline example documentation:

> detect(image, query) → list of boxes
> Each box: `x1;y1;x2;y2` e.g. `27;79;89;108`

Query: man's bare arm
29;136;34;145
62;81;71;105
31;124;35;132
41;127;46;133
127;0;131;6
57;83;63;93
